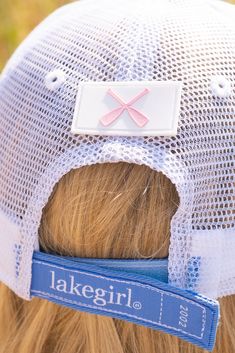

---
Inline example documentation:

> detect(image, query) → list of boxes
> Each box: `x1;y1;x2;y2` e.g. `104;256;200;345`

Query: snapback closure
31;251;219;351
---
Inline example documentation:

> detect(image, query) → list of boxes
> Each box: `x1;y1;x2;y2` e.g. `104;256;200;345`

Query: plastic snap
45;69;66;91
210;75;232;98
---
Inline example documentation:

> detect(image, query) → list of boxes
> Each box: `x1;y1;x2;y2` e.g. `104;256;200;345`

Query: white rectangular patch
71;81;182;136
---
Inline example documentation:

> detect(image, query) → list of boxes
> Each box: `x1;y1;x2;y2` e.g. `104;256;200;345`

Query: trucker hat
0;0;234;350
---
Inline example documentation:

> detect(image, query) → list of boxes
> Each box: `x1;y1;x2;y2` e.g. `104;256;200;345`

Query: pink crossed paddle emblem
100;88;150;128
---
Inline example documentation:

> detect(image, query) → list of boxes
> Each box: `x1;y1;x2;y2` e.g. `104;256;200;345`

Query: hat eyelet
45;69;66;91
210;75;232;98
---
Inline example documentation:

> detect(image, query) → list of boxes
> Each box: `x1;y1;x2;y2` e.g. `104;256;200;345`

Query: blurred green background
0;0;72;71
0;0;234;71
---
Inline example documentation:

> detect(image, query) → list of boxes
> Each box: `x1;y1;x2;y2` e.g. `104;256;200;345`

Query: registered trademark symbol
133;301;142;310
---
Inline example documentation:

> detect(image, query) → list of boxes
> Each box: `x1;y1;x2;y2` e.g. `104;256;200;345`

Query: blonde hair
0;162;234;353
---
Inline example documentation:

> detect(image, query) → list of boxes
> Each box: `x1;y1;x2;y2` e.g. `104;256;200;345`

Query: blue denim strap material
31;251;219;351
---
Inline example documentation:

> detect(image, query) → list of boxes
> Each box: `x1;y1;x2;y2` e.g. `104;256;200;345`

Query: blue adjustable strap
31;251;219;351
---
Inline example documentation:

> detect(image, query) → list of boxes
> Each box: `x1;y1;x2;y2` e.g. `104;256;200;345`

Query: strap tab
31;251;219;351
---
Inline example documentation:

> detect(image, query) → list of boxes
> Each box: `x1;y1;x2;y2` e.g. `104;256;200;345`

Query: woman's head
0;1;234;352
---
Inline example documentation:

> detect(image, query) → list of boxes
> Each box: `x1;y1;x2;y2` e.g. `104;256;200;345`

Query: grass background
0;0;234;71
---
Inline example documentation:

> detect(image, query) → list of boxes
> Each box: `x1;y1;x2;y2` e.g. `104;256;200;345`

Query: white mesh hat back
0;0;234;301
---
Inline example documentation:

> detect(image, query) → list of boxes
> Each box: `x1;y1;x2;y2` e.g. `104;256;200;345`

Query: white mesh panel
0;0;234;300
